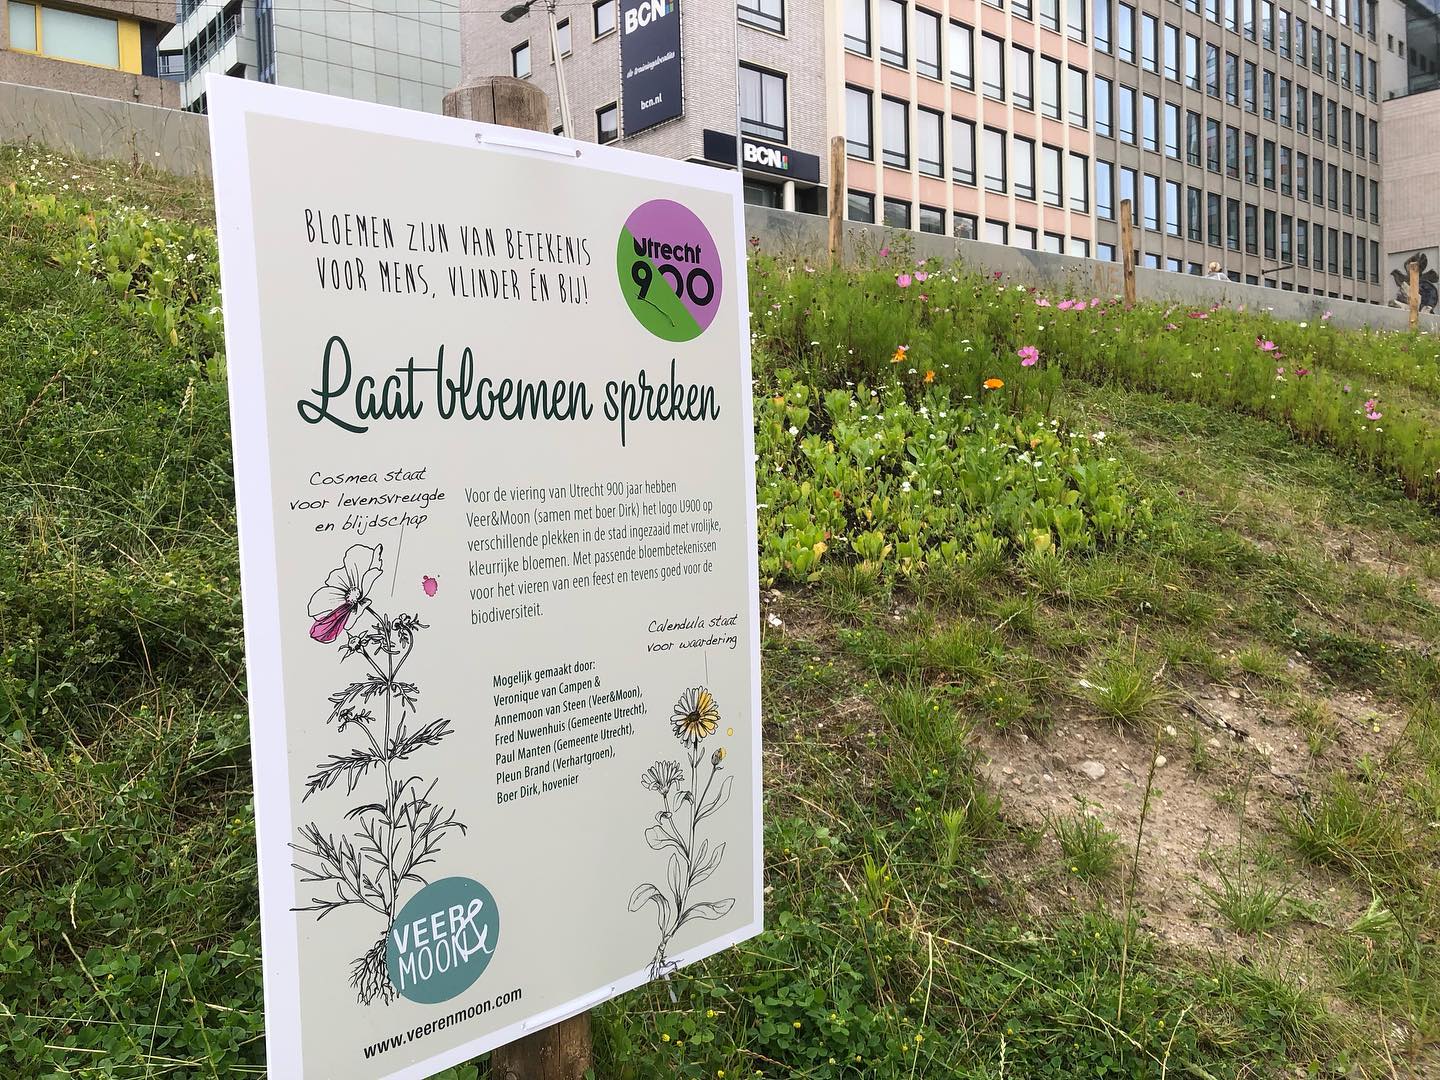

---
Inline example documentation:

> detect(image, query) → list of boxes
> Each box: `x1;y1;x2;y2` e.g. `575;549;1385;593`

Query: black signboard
620;0;683;136
701;130;822;184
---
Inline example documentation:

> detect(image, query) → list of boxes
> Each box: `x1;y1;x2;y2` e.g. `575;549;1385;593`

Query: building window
880;0;907;65
982;33;1005;99
1225;125;1238;178
738;0;784;34
847;191;876;222
1280;145;1291;193
1094;0;1111;52
1117;1;1134;63
844;0;870;53
1039;55;1062;120
1120;165;1137;223
1044;231;1065;254
1069;151;1090;211
1263;139;1275;188
595;103;619;143
918;106;943;176
1206;43;1219;97
1245;203;1258;254
1098;241;1116;262
1186;185;1201;240
1164;22;1179;80
984;126;1007;192
1095;74;1112;136
1068;0;1086;39
1013;44;1035;109
1039;0;1061;32
1013;135;1036;200
950;21;974;90
1208;191;1221;245
1140;13;1157;71
881;96;909;167
845;86;873;159
1015;226;1038;250
1281;213;1292;261
1244;132;1257;183
984;220;1009;245
955;213;978;239
512;41;531;78
555;18;571;56
1296;220;1308;265
1262;69;1273;119
919;205;945;234
1185;33;1200;89
1096;159;1114;218
1142;93;1158;151
1280;78;1290;126
915;8;941;78
1118;84;1135;143
1070;237;1091;257
1069;66;1088;127
1297;152;1308;199
884;198;911;229
1226;197;1240;251
739;64;786;142
1264;208;1276;258
1243;60;1256;112
1042;143;1064;206
953;117;977;184
1143;172;1160;230
1186;110;1201;165
9;2;129;69
594;0;616;37
1206;117;1220;172
1225;52;1237;104
1164;101;1180;158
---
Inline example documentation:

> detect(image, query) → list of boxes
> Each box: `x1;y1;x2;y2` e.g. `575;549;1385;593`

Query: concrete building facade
461;0;831;211
162;0;459;115
0;0;178;107
461;0;1399;299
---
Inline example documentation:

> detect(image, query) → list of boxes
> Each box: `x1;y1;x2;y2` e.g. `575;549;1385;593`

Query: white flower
788;425;799;436
767;613;783;627
901;481;912;492
1092;431;1106;442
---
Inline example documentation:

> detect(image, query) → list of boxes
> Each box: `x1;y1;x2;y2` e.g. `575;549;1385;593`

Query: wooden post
1409;258;1420;331
828;135;845;268
442;71;595;1080
1119;199;1136;308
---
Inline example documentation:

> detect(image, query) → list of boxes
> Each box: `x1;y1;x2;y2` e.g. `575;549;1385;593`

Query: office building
1378;0;1440;305
161;0;459;115
0;0;178;106
461;0;830;212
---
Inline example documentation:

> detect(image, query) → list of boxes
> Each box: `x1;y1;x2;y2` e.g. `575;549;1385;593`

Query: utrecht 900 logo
618;199;722;342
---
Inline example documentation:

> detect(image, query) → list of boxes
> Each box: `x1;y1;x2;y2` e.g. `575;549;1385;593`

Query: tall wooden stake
442;72;594;1080
828;135;845;268
1409;258;1420;331
1119;199;1136;309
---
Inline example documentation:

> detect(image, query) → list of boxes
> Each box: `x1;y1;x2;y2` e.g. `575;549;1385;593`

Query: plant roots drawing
289;543;466;1005
630;687;736;981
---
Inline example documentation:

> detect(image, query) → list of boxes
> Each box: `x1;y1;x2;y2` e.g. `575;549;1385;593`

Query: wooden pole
1119;199;1136;309
1409;258;1420;331
443;72;594;1080
828;134;845;269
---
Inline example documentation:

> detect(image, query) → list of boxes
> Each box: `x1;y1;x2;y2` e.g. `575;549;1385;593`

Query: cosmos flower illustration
307;544;383;643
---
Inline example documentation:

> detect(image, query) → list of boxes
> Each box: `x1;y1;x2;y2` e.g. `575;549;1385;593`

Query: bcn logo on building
743;143;789;172
623;0;677;34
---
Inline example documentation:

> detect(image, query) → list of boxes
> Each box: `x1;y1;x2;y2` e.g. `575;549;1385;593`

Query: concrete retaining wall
0;80;208;177
745;205;1440;335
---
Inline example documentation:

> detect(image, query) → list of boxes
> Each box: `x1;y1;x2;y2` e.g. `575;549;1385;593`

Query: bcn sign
623;0;675;33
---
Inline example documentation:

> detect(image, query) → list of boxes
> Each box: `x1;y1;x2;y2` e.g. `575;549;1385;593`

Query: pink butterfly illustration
422;575;439;597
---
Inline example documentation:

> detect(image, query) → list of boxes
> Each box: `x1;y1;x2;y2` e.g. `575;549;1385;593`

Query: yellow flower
671;687;720;742
983;378;1005;390
707;1009;717;1019
793;1020;802;1029
661;1033;671;1043
924;370;935;383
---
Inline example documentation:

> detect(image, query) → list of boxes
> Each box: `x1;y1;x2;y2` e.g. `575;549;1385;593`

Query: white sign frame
208;75;762;1079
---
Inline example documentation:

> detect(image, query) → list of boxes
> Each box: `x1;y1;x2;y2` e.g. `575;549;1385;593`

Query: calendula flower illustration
307;544;383;643
642;760;685;794
672;687;720;744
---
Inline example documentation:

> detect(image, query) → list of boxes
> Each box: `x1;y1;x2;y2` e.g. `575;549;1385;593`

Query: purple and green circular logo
618;199;722;342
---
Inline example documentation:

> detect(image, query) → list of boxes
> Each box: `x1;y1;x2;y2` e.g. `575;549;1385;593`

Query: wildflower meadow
3;148;1440;1078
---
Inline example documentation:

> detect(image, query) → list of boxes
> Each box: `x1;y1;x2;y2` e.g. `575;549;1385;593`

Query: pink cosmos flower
308;544;383;643
1058;299;1075;310
1165;322;1180;331
1296;367;1310;378
1343;383;1352;393
919;293;929;302
1072;300;1088;311
1036;297;1052;307
1365;398;1382;420
897;273;913;288
1188;311;1209;319
1322;310;1333;321
879;246;891;258
1018;345;1040;367
915;270;929;283
1256;338;1279;352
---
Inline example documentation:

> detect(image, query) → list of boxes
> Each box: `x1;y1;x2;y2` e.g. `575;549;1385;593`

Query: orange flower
983;378;1004;390
891;345;909;363
923;370;935;384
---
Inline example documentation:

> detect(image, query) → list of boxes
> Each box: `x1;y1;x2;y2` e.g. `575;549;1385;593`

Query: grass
3;143;1440;1076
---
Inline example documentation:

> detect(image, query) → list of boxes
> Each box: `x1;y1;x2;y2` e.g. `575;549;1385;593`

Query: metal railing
183;10;241;75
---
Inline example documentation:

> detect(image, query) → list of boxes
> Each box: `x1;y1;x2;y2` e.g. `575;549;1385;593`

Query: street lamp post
502;0;574;137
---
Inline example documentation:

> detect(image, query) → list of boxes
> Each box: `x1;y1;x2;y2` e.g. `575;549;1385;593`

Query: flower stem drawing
289;543;466;1005
629;687;736;981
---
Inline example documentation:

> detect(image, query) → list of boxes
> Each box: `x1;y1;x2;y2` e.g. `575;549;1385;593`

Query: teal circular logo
386;877;500;1004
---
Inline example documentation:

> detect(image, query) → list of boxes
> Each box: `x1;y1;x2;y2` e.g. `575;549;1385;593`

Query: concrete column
783;179;796;211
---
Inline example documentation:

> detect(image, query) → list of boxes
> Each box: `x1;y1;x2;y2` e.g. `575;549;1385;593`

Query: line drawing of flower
290;544;465;1005
307;543;384;642
630;686;735;981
